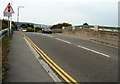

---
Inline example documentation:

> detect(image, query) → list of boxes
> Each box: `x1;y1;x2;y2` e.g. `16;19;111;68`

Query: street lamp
17;6;24;29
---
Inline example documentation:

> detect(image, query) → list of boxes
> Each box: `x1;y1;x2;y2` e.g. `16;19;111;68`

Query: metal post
34;27;35;32
17;7;19;30
17;7;19;23
8;16;10;29
8;16;10;36
17;6;24;30
10;16;12;33
10;0;13;33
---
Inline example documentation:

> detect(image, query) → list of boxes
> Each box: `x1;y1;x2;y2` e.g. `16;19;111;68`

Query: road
24;32;118;82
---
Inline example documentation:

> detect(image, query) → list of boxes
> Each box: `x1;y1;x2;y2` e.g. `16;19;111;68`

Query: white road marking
77;45;110;58
35;33;45;36
35;33;53;38
56;38;71;44
57;34;62;35
42;34;46;36
46;35;53;38
30;33;110;58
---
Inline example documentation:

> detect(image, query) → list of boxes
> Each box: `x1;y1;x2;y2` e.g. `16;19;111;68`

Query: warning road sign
4;13;12;17
3;3;14;14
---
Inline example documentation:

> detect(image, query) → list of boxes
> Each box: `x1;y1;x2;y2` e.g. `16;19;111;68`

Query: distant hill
14;22;51;28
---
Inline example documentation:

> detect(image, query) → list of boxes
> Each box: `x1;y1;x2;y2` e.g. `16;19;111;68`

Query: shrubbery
2;19;17;29
51;22;72;29
26;29;34;32
1;31;13;80
26;27;41;32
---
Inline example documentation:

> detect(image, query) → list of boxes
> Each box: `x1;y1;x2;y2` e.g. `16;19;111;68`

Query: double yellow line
22;33;79;84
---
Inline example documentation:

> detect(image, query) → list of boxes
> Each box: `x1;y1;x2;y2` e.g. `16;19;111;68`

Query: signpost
3;3;14;33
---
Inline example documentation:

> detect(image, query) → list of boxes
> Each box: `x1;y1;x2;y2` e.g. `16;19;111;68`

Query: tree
2;19;17;29
83;23;88;25
26;23;34;28
2;19;8;29
51;22;72;29
26;23;30;27
30;24;34;28
12;21;17;30
20;24;26;28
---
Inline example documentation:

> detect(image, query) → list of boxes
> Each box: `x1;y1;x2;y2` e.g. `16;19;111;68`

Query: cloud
47;0;119;4
0;0;118;26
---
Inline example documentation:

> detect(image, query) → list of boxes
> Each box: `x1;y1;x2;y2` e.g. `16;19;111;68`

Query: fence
0;28;13;81
98;26;120;31
62;25;120;41
64;25;120;31
0;28;9;39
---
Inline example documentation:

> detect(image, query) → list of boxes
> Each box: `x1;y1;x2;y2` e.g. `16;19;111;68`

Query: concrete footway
3;31;54;82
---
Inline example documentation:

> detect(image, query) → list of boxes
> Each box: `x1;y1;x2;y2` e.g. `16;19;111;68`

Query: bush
51;22;72;29
35;28;40;32
26;29;34;32
26;28;40;32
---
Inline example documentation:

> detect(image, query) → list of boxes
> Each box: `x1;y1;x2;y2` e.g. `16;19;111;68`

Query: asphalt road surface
24;32;118;82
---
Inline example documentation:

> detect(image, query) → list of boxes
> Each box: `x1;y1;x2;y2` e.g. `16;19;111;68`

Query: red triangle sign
3;3;14;14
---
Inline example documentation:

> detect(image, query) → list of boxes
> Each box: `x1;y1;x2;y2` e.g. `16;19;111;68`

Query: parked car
42;28;52;34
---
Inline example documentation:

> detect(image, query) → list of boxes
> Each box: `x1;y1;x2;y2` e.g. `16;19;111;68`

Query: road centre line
33;33;110;58
77;45;110;58
55;37;109;57
38;33;53;38
56;38;71;44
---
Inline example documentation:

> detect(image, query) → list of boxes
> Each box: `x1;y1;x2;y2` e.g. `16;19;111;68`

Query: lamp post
17;6;24;30
10;0;12;33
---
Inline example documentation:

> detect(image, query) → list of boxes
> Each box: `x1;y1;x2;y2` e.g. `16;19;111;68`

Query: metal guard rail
0;28;9;38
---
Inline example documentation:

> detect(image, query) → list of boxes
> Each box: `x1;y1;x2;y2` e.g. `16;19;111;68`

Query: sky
0;0;119;26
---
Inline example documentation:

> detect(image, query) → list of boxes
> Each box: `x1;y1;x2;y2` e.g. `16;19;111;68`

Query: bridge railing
64;25;120;31
0;28;10;39
0;28;13;80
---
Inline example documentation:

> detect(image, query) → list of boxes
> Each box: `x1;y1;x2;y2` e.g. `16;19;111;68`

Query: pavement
2;31;54;83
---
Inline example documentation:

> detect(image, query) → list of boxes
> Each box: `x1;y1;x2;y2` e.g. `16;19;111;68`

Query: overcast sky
0;0;119;26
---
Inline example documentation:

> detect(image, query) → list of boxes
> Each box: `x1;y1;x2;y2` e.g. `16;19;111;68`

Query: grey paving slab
3;31;54;82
